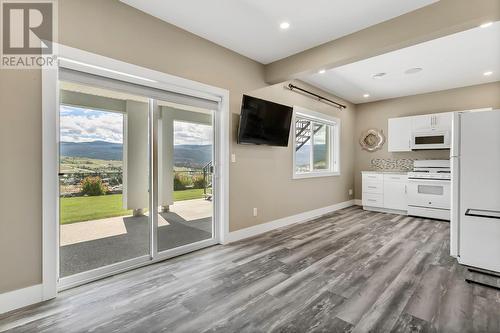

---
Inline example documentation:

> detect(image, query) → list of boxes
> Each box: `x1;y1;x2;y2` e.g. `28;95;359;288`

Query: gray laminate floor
1;206;499;333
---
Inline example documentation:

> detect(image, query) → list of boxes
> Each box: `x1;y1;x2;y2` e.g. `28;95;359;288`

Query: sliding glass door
58;80;151;279
155;100;215;253
57;69;219;288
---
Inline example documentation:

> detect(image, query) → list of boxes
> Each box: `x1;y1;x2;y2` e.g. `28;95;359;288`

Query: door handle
465;209;500;220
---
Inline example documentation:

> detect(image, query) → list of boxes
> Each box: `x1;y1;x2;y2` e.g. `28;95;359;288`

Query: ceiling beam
264;0;500;84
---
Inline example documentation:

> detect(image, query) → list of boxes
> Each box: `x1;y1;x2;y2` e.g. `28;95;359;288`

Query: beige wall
231;80;355;231
0;70;43;294
0;0;354;293
0;0;266;293
353;82;500;199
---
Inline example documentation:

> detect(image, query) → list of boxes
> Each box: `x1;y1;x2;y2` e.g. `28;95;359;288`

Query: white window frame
42;44;230;301
292;106;340;179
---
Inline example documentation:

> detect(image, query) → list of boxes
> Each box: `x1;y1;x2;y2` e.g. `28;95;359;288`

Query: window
293;107;340;179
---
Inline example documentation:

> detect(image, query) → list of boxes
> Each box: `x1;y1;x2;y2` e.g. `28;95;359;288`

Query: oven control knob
429;202;432;204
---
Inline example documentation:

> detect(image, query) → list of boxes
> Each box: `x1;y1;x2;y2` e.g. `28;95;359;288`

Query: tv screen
237;95;293;147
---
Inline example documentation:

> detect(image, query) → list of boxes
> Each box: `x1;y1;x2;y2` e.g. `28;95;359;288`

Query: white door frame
42;44;230;299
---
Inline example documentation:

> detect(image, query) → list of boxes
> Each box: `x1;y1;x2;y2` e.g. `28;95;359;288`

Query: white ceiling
120;0;437;64
302;21;500;104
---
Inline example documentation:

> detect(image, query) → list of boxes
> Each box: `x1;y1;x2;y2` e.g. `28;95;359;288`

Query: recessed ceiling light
318;69;326;74
483;71;493;76
280;22;290;30
480;22;493;28
363;94;370;98
372;72;387;79
405;67;423;74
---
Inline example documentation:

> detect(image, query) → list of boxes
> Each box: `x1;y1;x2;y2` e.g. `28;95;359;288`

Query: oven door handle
407;178;450;184
465;209;500;220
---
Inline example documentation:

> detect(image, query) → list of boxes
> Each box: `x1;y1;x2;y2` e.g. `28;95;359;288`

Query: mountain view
295;144;328;168
60;141;212;168
61;141;123;161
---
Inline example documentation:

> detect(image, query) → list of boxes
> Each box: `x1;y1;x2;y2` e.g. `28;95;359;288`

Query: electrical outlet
253;208;258;217
349;189;353;196
231;153;236;163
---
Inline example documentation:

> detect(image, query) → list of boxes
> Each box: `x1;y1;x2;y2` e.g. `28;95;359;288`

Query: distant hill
61;141;123;161
173;144;212;168
295;144;327;167
60;141;212;168
60;140;324;169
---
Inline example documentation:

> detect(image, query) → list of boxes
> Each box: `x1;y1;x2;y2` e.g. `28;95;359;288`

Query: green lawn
60;189;205;224
173;188;206;201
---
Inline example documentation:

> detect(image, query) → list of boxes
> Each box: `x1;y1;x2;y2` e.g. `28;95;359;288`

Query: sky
60;105;212;145
60;105;123;143
174;121;212;145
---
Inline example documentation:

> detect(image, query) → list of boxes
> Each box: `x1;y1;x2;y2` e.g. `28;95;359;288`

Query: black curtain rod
287;83;346;109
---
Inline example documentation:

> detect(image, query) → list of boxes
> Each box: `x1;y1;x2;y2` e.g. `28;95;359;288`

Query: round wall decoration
359;129;385;152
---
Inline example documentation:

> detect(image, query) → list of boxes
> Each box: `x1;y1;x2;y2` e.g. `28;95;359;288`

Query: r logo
2;1;53;54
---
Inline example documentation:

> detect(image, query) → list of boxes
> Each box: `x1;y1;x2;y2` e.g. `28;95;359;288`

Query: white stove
407;160;451;221
408;160;451;180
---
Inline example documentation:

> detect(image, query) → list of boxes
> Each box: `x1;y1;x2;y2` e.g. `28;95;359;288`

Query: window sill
293;171;340;180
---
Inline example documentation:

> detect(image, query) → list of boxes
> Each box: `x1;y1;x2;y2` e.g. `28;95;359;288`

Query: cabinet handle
405;185;407;194
465;209;500;220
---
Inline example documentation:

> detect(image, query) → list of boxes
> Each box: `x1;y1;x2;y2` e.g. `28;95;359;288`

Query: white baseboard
354;199;362;206
223;200;355;244
0;284;43;315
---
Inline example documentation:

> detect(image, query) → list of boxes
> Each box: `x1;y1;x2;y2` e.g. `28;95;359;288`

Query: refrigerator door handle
465;209;500;220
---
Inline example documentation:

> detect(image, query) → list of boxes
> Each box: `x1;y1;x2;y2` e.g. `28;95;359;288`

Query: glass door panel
58;80;151;278
156;101;215;252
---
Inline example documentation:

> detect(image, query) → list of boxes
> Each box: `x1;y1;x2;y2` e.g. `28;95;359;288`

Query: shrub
81;176;108;196
174;173;188;191
193;174;207;189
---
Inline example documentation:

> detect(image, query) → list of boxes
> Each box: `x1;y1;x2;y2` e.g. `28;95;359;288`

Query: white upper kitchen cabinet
388;117;412;152
433;112;453;131
411;114;432;131
412;112;452;132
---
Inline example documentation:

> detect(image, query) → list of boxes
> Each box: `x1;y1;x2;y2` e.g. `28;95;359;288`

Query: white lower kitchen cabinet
362;172;408;214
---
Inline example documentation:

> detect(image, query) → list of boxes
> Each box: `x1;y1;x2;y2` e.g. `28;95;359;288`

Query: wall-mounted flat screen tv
237;95;293;147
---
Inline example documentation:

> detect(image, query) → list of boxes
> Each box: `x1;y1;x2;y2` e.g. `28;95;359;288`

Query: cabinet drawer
362;193;384;207
363;181;383;194
383;174;408;182
362;173;383;182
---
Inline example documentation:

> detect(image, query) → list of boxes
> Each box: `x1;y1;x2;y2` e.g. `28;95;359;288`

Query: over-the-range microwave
411;130;451;150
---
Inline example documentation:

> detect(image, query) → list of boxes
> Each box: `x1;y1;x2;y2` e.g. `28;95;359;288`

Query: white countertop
362;170;408;174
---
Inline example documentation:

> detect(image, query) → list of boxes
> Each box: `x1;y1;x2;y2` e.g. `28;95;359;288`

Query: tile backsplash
370;158;414;171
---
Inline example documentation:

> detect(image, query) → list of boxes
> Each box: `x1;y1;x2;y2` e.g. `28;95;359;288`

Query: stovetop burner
409;160;451;180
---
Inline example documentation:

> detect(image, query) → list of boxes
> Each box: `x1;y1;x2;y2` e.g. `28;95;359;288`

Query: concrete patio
60;199;213;277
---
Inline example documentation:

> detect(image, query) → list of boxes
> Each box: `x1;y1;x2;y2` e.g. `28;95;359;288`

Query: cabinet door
434;112;452;131
412;114;432;131
383;181;408;211
388;117;412;152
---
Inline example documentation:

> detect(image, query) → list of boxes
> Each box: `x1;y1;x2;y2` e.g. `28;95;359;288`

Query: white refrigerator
450;109;500;273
